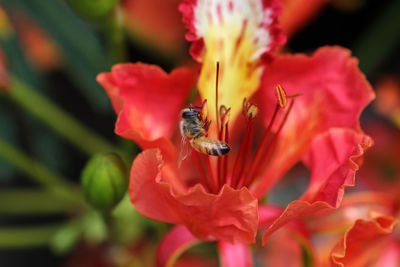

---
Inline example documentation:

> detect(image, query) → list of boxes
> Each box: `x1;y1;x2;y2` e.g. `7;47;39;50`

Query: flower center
186;65;298;194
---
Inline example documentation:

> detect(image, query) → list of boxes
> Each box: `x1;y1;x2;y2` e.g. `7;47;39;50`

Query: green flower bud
67;0;118;20
81;153;128;211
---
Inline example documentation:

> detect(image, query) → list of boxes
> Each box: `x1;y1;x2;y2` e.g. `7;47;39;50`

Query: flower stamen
222;121;230;186
231;99;258;188
218;106;231;188
205;153;218;193
244;99;295;187
193;151;213;192
244;85;290;186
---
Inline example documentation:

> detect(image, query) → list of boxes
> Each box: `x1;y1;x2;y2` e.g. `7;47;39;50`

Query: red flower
279;0;328;39
373;76;400;128
97;0;373;263
121;0;187;56
308;192;399;266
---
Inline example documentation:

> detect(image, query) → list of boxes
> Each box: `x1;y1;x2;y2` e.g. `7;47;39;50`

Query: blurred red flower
13;11;61;71
308;192;399;267
121;0;187;56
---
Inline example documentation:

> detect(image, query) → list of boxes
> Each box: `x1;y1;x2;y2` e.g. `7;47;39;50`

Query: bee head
181;108;200;119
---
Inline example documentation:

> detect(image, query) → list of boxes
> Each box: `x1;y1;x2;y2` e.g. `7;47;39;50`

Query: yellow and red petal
253;46;374;197
130;149;258;244
331;216;398;267
97;63;196;161
261;128;372;244
180;0;286;124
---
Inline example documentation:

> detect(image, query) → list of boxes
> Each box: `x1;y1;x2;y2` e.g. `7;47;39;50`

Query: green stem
102;5;127;64
0;137;85;207
0;224;62;248
0;189;71;215
7;76;124;157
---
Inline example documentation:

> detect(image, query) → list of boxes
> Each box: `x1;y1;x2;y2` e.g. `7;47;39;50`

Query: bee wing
178;136;193;168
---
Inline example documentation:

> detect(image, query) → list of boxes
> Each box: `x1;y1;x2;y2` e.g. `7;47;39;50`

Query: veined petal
130;149;259;244
301;129;373;207
180;0;285;123
253;46;375;197
97;63;196;162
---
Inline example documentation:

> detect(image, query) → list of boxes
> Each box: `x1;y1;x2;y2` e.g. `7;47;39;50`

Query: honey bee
180;107;230;160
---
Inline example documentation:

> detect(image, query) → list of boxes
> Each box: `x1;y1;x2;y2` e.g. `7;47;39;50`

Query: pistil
215;61;220;133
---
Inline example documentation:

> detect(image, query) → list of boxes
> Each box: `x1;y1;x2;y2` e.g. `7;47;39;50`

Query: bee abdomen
191;136;231;156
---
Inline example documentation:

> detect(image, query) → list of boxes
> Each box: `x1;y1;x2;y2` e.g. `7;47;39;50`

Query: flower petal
262;201;332;245
156;225;200;267
359;120;400;192
218;241;253;267
122;0;186;54
253;46;374;197
130;149;259;244
180;0;285;124
261;128;372;244
280;0;327;39
256;226;311;267
301;129;373;206
258;204;309;238
375;241;400;267
97;63;196;161
331;216;398;267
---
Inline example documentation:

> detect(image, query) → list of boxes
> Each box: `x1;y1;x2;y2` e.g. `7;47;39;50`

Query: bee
180;107;230;160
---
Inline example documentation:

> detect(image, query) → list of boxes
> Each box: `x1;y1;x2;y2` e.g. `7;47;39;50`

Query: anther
220;105;231;128
243;98;258;120
275;84;287;109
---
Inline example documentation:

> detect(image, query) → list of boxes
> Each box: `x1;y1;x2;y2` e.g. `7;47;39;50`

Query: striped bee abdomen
190;136;230;156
